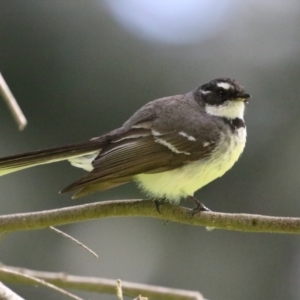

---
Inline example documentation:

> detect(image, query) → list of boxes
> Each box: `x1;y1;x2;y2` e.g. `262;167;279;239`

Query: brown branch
0;199;300;234
0;265;204;300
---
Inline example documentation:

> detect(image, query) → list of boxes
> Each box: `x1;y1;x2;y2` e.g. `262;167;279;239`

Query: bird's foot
154;197;167;214
187;196;211;214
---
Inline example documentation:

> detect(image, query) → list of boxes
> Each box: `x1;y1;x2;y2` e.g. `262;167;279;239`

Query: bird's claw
187;196;211;215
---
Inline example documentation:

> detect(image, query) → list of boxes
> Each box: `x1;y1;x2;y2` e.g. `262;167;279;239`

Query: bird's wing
61;119;218;198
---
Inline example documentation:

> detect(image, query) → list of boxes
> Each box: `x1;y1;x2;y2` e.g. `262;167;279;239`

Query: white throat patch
205;100;245;120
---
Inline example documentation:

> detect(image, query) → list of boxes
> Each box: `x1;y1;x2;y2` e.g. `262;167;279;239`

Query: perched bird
0;78;250;210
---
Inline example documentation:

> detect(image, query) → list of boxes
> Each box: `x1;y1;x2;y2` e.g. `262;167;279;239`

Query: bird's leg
154;197;167;214
187;196;211;214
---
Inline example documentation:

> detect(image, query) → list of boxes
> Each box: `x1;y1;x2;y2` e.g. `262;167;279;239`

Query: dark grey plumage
0;78;250;202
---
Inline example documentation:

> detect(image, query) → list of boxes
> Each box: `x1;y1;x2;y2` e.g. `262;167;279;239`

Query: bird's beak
234;93;251;103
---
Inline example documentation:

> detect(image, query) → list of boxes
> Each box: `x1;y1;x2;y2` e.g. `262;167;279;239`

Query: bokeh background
1;1;300;299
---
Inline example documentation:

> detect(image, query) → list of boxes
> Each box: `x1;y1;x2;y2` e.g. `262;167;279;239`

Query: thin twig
0;265;204;300
49;226;98;258
0;199;300;234
0;267;84;300
0;281;25;300
0;72;27;130
116;279;123;300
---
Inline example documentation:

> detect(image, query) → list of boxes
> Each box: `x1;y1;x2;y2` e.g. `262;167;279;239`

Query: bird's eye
216;88;225;96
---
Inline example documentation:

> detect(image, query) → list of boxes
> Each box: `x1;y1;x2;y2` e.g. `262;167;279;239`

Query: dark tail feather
0;139;105;176
62;177;132;199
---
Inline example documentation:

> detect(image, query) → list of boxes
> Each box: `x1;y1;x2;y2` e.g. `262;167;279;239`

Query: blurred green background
1;1;300;299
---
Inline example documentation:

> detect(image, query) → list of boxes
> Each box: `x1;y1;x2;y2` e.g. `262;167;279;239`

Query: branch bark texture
0;265;204;300
0;200;300;234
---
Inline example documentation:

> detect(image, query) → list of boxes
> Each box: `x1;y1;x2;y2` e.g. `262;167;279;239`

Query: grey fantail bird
0;78;250;210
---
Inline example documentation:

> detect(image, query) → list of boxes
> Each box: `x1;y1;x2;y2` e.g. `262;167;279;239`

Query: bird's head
197;78;251;119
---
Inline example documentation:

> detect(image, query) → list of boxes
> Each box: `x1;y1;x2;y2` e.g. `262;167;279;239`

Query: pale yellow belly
134;128;246;204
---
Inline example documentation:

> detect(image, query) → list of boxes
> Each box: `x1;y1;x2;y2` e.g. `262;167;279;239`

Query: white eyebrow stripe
200;89;211;95
217;82;232;90
179;131;196;141
155;137;190;155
